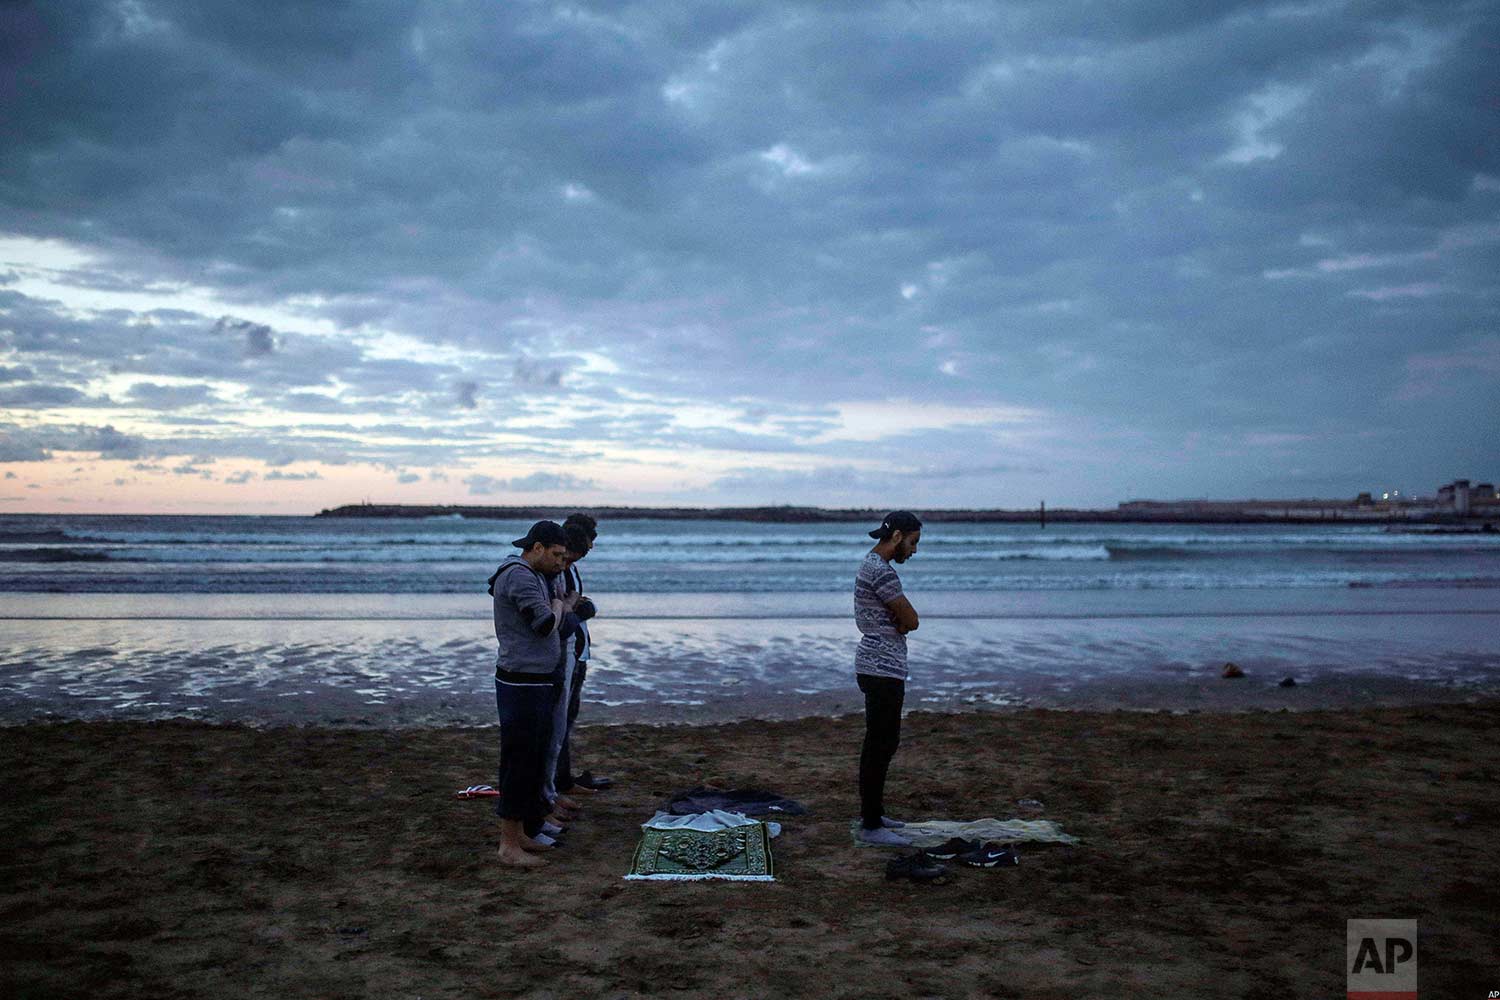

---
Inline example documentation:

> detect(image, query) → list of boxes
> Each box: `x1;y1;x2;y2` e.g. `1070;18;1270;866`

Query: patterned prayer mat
625;822;775;882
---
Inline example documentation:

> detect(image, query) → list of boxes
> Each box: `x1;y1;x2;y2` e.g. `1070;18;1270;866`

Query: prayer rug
626;821;775;882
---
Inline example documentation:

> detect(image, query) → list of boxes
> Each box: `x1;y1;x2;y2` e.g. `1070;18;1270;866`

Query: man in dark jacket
542;523;597;812
552;518;602;800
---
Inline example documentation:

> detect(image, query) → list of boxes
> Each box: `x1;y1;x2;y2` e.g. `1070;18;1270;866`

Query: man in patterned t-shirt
853;510;922;846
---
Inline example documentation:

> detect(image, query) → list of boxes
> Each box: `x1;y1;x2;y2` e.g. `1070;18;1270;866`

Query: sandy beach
3;703;1498;998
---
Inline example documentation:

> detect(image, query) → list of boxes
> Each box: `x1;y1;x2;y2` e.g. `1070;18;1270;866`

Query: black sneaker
886;851;949;882
924;837;981;860
958;843;1020;868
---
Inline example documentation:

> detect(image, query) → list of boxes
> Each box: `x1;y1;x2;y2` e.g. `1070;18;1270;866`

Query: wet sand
3;704;1498;998
6;607;1499;727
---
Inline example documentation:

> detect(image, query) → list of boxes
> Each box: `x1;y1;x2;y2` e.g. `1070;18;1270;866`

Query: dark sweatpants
495;677;555;833
857;673;905;829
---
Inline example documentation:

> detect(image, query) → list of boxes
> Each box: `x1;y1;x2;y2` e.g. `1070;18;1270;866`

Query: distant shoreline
313;502;1497;527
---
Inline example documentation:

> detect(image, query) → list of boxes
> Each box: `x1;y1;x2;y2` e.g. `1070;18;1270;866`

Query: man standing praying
852;511;922;846
488;520;573;869
542;522;597;811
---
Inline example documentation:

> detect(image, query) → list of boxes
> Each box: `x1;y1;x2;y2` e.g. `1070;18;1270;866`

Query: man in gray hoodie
488;520;576;869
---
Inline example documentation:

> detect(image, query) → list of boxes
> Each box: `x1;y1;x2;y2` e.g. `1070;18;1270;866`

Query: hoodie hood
487;553;530;596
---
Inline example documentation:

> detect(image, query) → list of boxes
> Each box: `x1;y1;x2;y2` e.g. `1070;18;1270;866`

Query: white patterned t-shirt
854;551;908;680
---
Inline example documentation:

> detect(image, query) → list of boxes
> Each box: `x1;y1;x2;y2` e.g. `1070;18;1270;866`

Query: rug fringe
622;873;775;882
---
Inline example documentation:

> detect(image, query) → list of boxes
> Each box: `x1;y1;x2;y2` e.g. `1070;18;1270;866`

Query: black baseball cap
511;520;568;549
869;511;922;539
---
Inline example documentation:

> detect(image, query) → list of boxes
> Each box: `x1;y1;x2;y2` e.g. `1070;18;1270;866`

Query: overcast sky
1;0;1496;513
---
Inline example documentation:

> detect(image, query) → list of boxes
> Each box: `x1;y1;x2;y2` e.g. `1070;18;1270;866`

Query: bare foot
563;783;598;796
520;835;554;853
498;846;547;868
555;794;582;811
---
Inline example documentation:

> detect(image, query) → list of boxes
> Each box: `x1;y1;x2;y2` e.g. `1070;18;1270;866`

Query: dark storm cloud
704;458;1055;506
464;471;598;495
0;292;367;392
268;391;350;414
124;381;218;408
0;422;149;461
215;317;276;358
0;290;495;423
708;464;869;496
511;357;573;391
0;401;612;471
1;0;1496;500
81;424;141;457
0;435;52;462
454;380;479;410
0;382;90;406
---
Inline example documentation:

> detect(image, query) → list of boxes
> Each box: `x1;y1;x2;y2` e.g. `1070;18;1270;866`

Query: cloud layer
2;0;1496;510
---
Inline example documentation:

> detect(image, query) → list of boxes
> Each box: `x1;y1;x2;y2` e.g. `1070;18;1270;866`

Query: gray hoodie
490;554;559;676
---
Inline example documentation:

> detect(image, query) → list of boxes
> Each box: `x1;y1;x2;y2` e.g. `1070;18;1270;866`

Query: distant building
1435;478;1498;516
1111;482;1493;522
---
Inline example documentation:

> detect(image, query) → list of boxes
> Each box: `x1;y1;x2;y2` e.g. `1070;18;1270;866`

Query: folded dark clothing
663;787;808;817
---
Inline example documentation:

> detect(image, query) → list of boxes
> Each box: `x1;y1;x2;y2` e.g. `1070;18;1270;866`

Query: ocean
3;514;1498;725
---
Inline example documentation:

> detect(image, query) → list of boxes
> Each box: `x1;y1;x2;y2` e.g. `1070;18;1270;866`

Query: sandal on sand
925;837;981;860
455;785;500;799
886;851;950;884
958;843;1020;868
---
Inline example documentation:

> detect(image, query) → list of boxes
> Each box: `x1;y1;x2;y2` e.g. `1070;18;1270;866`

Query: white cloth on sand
850;817;1078;847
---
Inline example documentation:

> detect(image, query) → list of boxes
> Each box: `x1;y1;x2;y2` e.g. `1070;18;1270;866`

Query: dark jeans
555;660;588;792
495;677;555;828
857;673;905;829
